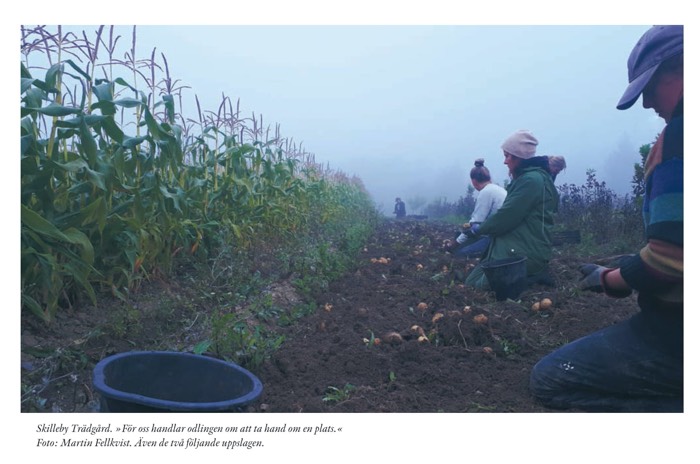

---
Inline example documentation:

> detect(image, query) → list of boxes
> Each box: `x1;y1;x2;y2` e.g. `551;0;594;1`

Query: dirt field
20;218;639;413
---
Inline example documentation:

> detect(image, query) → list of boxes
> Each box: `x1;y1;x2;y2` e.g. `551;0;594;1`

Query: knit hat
617;25;683;110
501;130;538;159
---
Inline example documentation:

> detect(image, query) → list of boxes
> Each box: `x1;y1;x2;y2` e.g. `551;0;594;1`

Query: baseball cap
617;25;683;110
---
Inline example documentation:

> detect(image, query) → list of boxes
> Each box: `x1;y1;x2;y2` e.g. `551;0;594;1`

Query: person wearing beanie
448;158;507;258
530;25;683;412
465;130;558;289
500;129;539;160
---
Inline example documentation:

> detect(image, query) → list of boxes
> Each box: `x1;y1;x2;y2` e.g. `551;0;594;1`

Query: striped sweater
620;100;683;310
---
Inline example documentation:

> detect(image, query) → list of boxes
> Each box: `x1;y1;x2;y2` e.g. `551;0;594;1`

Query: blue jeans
453;236;490;259
529;312;683;412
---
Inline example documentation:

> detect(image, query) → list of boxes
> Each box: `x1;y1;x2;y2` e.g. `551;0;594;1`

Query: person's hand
442;239;459;253
467;223;480;237
579;263;633;298
578;263;608;292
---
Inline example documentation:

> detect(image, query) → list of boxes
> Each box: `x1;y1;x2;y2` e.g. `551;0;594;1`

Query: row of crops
21;25;380;323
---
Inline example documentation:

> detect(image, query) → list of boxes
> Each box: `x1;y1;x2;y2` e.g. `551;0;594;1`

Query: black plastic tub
481;256;528;301
92;351;263;412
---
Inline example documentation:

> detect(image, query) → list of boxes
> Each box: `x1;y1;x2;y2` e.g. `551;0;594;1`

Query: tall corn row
20;25;379;323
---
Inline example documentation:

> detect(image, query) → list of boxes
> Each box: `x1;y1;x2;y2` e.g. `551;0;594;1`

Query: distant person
547;155;567;182
393;197;406;219
450;158;507;258
530;25;683;412
465;130;558;288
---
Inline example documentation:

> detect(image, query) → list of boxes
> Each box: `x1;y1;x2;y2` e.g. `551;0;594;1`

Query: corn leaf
113;98;144;108
62;59;92;82
100;117;125;143
78;115;98;166
34;103;82;117
21;77;37;94
91;100;116;116
113;77;138;93
21;294;46;322
92;82;113;102
43;63;63;92
122;135;148;149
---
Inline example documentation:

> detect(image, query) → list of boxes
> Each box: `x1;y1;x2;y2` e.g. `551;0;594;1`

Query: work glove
579;263;632;298
579;263;607;292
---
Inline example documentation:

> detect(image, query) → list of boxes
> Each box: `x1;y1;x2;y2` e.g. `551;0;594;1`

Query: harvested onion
411;325;426;337
382;331;404;344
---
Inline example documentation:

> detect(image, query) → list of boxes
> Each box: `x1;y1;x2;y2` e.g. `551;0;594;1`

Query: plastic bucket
480;256;528;301
92;351;263;412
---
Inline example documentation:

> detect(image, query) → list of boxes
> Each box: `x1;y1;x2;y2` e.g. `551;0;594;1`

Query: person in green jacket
465;129;558;289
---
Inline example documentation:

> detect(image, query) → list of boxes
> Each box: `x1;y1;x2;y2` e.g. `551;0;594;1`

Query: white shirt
469;183;507;224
